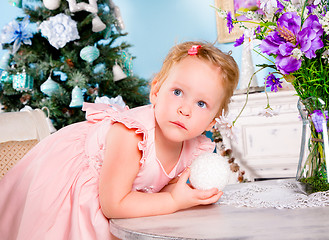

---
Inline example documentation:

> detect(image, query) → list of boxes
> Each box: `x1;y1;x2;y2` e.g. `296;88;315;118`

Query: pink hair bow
188;45;201;55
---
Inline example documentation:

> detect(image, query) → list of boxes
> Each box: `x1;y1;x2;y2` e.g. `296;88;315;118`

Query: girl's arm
99;122;222;219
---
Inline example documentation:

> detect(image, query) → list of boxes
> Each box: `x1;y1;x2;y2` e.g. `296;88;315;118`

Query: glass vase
296;97;329;193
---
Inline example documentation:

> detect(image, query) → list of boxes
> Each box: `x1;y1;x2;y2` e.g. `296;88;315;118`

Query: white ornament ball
43;0;61;10
189;152;230;191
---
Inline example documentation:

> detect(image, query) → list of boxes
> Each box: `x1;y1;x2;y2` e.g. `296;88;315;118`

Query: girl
0;41;239;239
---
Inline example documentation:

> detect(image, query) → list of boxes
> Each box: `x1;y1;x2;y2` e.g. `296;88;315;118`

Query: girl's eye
197;101;207;109
173;89;182;96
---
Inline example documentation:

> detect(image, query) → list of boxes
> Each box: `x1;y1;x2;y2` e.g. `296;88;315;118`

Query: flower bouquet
215;0;329;192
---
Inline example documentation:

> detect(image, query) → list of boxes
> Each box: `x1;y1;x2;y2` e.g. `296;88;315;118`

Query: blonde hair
150;41;239;116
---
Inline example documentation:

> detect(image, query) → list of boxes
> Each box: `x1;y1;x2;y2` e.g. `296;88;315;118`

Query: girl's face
151;56;225;143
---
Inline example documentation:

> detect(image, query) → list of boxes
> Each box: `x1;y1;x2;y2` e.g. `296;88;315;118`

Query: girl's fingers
168;177;179;184
195;188;221;200
199;192;223;205
178;168;190;184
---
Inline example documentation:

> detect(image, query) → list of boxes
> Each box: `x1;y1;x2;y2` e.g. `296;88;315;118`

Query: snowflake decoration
39;13;80;49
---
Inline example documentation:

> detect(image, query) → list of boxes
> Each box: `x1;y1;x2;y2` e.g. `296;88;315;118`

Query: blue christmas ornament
93;63;106;74
0;52;12;70
80;46;100;63
8;0;22;8
40;76;60;96
69;86;84;108
53;71;68;81
120;50;133;76
0;16;32;54
0;71;13;83
12;69;33;91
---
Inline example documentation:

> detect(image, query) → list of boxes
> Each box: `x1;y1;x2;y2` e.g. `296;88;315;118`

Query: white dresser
227;90;303;181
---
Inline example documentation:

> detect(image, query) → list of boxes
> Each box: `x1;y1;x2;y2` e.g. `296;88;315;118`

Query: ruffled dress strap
82;102;129;123
82;103;153;168
191;134;216;159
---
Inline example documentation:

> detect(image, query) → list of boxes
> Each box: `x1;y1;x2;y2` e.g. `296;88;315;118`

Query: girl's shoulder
82;103;155;172
83;103;154;130
111;104;155;132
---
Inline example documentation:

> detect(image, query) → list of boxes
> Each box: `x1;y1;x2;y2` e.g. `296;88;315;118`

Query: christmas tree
0;0;149;129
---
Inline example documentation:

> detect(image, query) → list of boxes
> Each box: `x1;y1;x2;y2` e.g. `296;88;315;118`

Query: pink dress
0;103;215;240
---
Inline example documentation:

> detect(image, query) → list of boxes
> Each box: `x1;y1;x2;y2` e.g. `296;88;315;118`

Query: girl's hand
169;168;223;211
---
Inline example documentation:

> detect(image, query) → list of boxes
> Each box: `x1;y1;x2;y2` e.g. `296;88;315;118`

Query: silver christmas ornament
92;15;106;32
112;63;127;81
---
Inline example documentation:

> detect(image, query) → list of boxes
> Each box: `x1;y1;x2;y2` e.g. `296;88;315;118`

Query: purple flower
234;34;244;47
260;31;285;55
306;4;318;13
276;54;301;74
297;15;324;59
278;42;295;56
256;26;261;34
276;0;285;14
266;73;282;92
260;12;324;75
311;110;329;133
227;11;234;33
277;12;301;37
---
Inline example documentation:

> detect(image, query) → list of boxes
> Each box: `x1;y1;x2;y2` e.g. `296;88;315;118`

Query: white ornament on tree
43;0;61;10
66;0;106;32
112;61;127;81
108;0;125;32
39;13;80;49
67;0;97;12
92;15;106;32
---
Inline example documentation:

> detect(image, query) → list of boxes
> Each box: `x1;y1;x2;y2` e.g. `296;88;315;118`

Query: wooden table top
110;181;329;239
